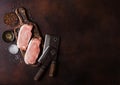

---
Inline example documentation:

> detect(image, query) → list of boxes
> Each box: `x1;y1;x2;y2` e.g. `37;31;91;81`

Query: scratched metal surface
0;0;120;85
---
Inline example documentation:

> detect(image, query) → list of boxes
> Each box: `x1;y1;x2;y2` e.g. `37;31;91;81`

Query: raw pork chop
24;37;41;64
17;24;33;50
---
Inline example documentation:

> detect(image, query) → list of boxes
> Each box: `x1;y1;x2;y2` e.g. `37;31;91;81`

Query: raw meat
17;24;33;50
24;37;41;64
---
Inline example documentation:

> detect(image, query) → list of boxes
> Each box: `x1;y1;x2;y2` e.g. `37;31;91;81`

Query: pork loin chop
24;37;41;64
17;24;33;50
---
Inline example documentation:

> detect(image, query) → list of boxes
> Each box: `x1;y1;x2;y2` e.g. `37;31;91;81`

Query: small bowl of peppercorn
2;30;15;43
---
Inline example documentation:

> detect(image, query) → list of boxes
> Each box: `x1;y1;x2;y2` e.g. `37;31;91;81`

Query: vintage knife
34;34;60;80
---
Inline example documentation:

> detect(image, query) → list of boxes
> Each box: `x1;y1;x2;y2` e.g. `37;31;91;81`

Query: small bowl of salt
8;44;19;54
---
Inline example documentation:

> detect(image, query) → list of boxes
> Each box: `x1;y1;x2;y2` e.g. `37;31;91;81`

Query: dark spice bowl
2;30;15;43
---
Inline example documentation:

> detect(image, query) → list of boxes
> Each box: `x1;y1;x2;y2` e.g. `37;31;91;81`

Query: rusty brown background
0;0;120;85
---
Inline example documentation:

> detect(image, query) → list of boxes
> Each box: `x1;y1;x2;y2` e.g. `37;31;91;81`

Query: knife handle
34;66;45;80
49;61;56;77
